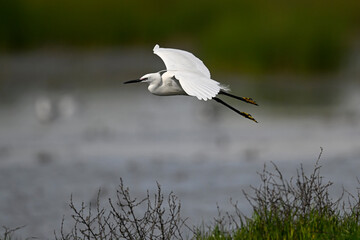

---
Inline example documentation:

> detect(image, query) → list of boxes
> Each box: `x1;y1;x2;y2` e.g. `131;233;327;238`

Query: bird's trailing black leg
213;97;258;123
219;90;258;106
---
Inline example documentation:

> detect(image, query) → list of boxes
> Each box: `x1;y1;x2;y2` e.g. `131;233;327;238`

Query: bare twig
55;178;189;240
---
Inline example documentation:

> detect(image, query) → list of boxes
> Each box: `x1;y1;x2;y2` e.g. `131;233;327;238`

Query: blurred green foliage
1;0;359;73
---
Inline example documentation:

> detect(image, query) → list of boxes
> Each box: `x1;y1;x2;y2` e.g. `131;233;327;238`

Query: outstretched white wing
173;71;221;101
153;44;211;78
154;44;223;101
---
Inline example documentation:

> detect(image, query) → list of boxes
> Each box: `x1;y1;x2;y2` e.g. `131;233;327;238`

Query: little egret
124;44;258;122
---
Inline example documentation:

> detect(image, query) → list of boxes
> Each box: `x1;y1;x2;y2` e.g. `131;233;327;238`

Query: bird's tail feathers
219;84;230;92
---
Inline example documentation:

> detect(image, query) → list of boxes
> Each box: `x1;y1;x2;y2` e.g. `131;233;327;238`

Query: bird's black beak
123;79;143;84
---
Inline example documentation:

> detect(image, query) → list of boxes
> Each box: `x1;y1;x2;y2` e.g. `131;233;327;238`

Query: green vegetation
195;157;360;240
1;0;360;73
2;151;360;239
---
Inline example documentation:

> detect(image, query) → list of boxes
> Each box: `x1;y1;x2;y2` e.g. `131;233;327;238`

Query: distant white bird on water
124;44;258;122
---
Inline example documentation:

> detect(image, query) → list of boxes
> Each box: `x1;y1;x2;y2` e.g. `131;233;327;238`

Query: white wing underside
153;44;222;101
172;71;220;101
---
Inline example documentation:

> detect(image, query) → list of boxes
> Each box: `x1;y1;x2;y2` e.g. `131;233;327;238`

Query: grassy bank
195;154;360;239
2;151;360;239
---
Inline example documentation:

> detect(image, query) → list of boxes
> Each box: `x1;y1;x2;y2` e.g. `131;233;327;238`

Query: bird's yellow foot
242;97;258;106
242;112;258;123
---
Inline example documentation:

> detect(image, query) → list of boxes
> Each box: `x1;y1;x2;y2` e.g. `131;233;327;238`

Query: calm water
0;49;359;238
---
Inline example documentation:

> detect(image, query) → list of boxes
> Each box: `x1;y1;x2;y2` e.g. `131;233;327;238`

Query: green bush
196;150;360;239
3;150;360;239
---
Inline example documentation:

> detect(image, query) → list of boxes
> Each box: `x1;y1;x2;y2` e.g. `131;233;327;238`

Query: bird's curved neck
147;74;162;93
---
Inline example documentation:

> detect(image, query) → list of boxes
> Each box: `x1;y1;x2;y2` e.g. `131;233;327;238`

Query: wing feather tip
153;44;160;52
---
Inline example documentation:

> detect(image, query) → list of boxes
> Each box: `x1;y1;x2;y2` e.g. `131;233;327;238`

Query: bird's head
123;73;160;84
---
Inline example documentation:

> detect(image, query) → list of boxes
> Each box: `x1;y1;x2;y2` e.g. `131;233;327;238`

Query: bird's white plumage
173;71;220;100
153;44;211;78
124;45;257;122
153;44;223;101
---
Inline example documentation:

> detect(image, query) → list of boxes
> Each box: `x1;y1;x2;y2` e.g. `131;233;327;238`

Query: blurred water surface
0;48;359;238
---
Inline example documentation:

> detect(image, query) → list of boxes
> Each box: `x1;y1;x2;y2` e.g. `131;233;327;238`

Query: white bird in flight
124;44;258;122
